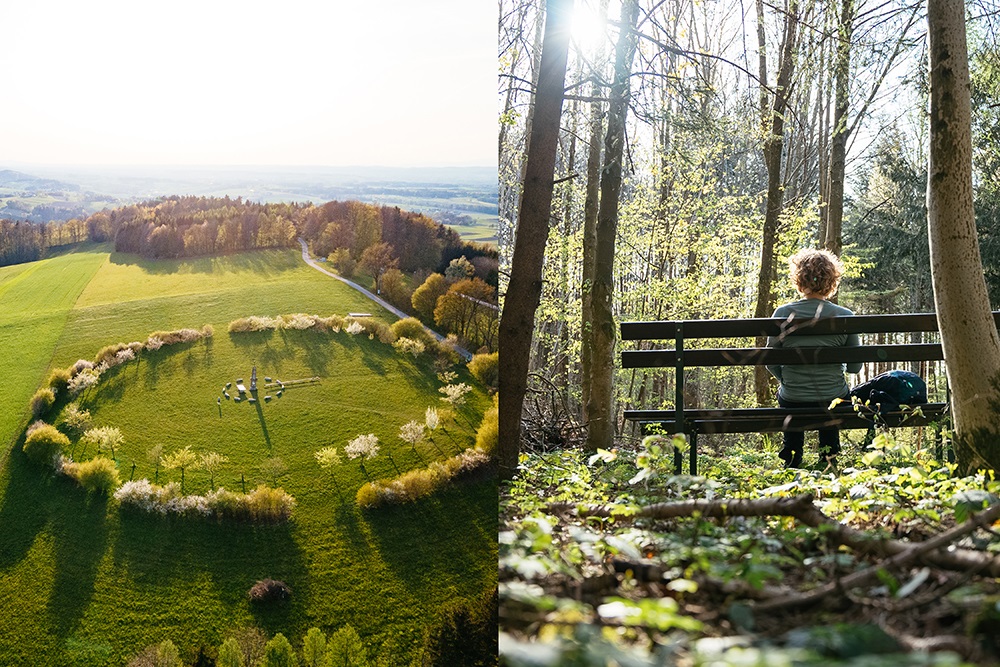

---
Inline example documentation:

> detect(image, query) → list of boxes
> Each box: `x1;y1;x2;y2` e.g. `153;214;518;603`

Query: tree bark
927;0;1000;475
823;0;854;258
580;0;609;427
585;0;641;452
497;0;573;479
753;0;800;406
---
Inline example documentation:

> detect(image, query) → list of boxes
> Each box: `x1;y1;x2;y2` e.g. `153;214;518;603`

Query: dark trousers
777;394;847;463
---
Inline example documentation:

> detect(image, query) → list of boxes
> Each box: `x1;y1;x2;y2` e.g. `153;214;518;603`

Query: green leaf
954;489;1000;522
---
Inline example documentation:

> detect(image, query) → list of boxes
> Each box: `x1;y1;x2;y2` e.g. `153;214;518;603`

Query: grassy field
0;247;496;666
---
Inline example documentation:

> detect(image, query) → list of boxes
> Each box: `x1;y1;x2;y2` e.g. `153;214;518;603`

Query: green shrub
390;317;434;345
23;424;69;466
355;317;395;344
74;457;121;495
30;387;56;419
355;483;379;508
245;485;296;523
467;352;498;391
475;395;498;455
47;367;72;393
317;314;346;332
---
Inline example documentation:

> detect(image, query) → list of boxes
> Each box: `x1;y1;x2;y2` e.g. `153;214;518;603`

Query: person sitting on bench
766;249;862;468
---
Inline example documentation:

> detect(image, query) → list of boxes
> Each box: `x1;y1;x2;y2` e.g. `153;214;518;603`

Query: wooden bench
620;313;959;475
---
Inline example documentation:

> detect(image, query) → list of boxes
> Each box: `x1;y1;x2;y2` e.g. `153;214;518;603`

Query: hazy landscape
0;164;498;245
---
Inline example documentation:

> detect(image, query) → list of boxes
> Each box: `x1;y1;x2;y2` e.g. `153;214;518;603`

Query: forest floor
500;428;1000;667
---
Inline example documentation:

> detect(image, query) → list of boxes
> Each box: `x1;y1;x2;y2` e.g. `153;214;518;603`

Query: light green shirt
766;298;862;402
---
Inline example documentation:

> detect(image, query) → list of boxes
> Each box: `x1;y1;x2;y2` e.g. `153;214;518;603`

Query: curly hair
788;248;844;298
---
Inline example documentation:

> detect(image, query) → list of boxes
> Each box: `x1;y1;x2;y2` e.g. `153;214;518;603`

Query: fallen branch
754;501;1000;612
549;494;1000;577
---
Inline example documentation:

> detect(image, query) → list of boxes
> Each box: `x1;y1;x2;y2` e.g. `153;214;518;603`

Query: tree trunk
497;0;572;479
585;0;640;452
753;0;800;406
824;0;854;258
580;0;609;425
927;0;1000;475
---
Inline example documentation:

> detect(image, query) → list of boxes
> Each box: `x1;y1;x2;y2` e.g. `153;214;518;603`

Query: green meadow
0;247;496;666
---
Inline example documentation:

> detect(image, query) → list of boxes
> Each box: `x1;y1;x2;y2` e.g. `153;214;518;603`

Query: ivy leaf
954;490;1000;523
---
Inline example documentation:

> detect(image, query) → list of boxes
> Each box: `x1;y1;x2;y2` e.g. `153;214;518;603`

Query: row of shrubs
355;447;492;509
32;325;214;418
228;312;467;362
227;312;500;392
114;479;296;523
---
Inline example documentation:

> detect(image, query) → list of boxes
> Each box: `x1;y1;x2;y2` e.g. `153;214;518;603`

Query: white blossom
439;383;473;406
393;337;425;357
399;420;424;447
344;433;380;460
68;367;101;394
425;407;440;431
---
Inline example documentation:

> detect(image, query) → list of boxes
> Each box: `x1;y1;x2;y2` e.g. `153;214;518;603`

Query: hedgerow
355;447;490;509
114;479;296;523
226;312;467;365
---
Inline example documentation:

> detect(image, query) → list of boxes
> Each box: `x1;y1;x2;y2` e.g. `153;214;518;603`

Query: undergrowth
500;429;1000;666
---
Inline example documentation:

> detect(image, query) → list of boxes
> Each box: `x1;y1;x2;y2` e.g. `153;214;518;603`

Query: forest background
498;0;1000;453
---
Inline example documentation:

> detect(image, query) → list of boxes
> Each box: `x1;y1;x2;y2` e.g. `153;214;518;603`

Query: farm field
0;246;496;666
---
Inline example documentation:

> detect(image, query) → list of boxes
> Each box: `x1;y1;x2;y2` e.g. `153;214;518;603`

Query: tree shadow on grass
362;479;497;598
113;512;309;638
0;441;110;639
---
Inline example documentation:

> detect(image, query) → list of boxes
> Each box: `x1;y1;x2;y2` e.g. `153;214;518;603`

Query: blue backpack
850;370;928;413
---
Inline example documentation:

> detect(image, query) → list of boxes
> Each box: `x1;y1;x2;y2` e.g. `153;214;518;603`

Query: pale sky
0;0;496;168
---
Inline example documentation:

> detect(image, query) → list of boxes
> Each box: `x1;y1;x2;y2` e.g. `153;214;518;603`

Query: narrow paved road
297;238;472;360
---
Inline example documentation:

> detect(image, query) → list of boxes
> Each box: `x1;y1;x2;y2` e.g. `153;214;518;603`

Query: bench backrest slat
620;312;977;340
622;343;943;368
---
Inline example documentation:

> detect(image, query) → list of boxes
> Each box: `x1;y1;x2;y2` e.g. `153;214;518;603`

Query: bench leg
689;432;698;476
673;437;683;475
